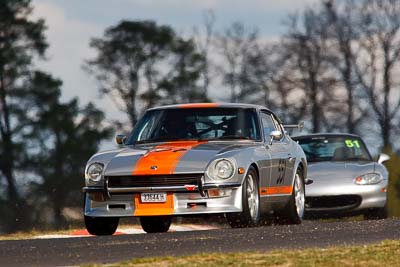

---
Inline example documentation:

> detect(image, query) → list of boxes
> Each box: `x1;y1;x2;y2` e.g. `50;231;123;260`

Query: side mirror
115;134;127;145
269;130;283;145
378;153;390;164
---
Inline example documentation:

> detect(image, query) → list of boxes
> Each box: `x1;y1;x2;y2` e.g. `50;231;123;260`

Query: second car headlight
206;159;235;180
86;163;104;183
354;173;383;185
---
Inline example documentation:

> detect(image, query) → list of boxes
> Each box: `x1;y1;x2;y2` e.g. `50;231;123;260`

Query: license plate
141;192;167;203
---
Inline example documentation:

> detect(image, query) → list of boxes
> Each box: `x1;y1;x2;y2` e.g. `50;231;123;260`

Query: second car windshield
295;136;372;162
127;107;261;144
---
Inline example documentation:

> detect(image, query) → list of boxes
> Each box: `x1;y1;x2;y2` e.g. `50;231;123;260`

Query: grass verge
84;240;400;267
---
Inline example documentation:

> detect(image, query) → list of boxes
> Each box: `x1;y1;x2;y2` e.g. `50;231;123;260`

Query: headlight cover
354;173;383;185
86;163;104;183
206;159;235;180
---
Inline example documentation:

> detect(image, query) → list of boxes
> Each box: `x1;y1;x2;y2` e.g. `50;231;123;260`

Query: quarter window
260;113;277;141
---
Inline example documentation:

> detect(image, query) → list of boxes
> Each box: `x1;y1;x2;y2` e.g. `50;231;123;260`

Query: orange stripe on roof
259;186;293;196
179;103;219;108
133;193;174;216
132;141;206;175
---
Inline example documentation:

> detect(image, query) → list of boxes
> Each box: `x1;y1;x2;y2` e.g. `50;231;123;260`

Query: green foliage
25;71;112;228
86;20;206;129
0;0;48;232
383;148;400;217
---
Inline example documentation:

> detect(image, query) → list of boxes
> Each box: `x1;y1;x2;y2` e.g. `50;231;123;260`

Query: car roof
292;133;362;139
147;103;272;112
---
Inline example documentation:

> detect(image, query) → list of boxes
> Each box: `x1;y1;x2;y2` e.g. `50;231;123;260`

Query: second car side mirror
378;153;390;164
269;130;283;145
115;134;127;145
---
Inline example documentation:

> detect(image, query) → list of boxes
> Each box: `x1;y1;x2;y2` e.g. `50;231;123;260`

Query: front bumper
305;180;387;213
83;182;242;217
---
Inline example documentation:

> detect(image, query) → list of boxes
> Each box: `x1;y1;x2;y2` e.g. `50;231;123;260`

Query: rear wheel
364;203;388;220
84;215;119;235
277;169;305;225
140;216;172;233
226;166;260;228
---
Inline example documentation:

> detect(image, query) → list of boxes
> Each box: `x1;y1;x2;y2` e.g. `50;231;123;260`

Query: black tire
140;216;172;233
364;203;388;220
84;215;119;235
226;166;261;228
276;169;305;225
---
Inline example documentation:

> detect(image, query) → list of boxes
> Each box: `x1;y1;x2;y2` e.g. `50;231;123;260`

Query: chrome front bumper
83;182;243;217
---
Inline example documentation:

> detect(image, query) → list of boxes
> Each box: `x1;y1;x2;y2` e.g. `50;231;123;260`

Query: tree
323;0;368;133
25;72;112;228
193;10;216;99
0;0;47;232
352;0;400;147
158;38;208;104
282;9;339;132
86;20;175;128
216;22;259;102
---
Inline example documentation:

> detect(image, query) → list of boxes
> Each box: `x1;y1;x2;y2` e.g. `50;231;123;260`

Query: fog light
207;189;232;198
208;189;220;197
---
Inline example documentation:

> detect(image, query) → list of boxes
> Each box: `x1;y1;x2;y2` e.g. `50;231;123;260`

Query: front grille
106;174;202;188
306;195;361;210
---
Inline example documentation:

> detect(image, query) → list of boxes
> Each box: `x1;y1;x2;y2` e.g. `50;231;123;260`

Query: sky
33;0;377;150
30;0;317;118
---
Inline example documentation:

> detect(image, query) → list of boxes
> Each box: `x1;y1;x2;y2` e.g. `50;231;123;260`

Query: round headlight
86;163;104;182
207;159;235;180
354;173;383;185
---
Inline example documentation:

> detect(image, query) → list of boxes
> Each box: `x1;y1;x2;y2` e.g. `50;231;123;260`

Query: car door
259;112;289;189
271;114;296;189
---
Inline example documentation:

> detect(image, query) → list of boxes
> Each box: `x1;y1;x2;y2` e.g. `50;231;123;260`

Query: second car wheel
364;203;388;220
277;169;305;225
226;166;261;228
140;216;172;233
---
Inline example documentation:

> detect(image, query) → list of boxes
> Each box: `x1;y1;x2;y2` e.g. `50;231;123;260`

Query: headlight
206;159;235;180
354;173;383;185
86;163;104;183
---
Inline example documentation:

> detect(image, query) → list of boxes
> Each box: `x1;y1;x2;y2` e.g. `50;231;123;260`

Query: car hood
92;141;255;176
307;161;376;183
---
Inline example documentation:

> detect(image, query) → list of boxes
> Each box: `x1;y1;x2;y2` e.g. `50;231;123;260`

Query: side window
260;113;277;141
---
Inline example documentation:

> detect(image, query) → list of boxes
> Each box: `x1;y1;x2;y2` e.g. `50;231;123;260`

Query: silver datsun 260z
293;133;389;219
83;103;307;235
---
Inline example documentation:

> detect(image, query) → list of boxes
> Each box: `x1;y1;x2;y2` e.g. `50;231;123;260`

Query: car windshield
126;107;261;144
295;136;372;162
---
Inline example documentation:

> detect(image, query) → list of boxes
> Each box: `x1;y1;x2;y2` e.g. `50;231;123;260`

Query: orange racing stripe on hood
179;103;219;108
132;141;206;175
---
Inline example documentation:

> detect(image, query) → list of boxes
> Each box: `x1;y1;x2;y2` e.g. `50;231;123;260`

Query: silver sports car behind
293;133;390;219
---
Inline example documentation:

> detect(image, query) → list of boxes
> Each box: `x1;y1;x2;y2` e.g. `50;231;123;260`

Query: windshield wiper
209;135;253;140
134;137;179;144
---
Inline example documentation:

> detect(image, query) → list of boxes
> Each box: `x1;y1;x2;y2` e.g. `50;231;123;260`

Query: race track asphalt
1;218;400;267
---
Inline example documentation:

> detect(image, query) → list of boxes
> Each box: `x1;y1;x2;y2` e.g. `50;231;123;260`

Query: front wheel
84;215;119;236
139;216;172;233
364;203;388;220
277;169;305;225
226;166;260;228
